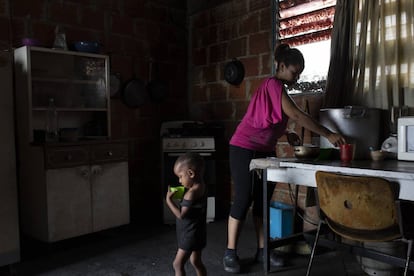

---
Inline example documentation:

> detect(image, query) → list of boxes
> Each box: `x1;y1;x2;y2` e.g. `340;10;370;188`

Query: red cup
340;144;354;162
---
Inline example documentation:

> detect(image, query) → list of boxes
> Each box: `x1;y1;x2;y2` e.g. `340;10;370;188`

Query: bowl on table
294;145;320;159
370;150;386;161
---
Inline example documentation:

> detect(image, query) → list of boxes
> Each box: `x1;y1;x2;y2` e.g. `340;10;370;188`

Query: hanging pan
122;72;148;108
224;58;245;85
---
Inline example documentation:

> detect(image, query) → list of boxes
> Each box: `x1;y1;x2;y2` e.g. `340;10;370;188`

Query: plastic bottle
45;98;58;142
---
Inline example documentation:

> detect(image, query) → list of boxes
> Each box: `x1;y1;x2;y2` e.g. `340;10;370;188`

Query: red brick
111;15;134;36
249;31;271;55
230;1;248;17
192;47;207;66
241;56;260;77
213;102;233;120
192;27;209;48
0;0;7;15
228;37;247;58
32;21;55;47
204;64;217;82
210;83;227;101
195;102;214;120
80;7;105;31
124;0;145;18
239;14;259;36
218;21;238;42
210;42;227;63
191;10;210;29
260;9;272;31
210;2;231;24
49;2;79;26
261;53;273;75
192;85;208;102
207;25;218;45
249;0;270;12
12;0;45;18
145;4;168;24
0;17;10;41
234;101;249;120
229;82;246;100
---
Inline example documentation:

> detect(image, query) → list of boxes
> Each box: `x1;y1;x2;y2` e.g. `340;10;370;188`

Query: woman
223;44;346;273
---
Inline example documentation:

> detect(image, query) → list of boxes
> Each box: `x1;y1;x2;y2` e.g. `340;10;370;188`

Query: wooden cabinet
19;142;129;242
14;46;129;242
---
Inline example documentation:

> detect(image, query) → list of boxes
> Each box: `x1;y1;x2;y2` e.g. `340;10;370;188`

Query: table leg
263;169;270;273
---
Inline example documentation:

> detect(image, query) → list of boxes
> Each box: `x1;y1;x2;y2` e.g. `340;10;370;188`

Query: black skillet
121;62;149;108
122;76;148;108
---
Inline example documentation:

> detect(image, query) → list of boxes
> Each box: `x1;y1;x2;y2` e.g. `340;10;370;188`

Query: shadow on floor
0;218;380;275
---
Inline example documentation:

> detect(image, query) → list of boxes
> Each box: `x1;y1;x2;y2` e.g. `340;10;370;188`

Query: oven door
162;151;216;224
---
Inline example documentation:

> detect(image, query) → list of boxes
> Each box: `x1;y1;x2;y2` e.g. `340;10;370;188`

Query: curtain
323;0;355;107
325;0;414;109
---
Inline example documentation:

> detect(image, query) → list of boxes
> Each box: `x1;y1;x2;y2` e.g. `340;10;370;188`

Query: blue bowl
73;41;100;53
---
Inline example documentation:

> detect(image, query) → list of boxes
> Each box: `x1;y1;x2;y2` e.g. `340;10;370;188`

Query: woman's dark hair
274;43;304;69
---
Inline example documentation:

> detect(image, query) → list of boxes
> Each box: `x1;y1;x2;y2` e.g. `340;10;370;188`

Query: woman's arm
281;89;346;146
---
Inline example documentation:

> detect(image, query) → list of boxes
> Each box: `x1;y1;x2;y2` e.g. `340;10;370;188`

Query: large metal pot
319;106;383;160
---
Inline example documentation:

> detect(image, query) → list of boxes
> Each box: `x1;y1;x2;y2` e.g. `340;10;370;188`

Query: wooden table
251;158;414;273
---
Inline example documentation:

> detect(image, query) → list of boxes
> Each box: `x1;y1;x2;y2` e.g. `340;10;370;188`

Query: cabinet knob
107;151;113;156
66;154;73;161
80;168;89;178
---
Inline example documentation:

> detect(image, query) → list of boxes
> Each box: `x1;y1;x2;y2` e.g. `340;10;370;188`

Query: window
276;0;337;93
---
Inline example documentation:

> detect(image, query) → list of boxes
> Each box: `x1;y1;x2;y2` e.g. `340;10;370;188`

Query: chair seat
327;218;401;242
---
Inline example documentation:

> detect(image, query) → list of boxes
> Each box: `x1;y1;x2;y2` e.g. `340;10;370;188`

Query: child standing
166;152;207;276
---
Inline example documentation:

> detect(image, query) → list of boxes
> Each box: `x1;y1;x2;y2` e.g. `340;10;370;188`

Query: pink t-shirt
230;77;288;152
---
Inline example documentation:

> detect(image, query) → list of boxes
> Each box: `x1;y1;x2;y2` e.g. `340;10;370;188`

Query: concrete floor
0;216;399;276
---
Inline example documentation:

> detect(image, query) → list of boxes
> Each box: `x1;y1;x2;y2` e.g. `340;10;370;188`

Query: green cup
170;186;185;199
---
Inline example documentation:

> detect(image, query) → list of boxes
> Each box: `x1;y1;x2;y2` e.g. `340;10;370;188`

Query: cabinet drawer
90;143;128;163
45;146;89;169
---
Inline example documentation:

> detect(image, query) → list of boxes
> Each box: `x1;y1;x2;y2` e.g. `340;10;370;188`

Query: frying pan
122;76;148;108
224;58;245;85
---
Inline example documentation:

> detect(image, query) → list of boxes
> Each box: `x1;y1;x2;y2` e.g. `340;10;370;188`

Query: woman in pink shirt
223;44;346;273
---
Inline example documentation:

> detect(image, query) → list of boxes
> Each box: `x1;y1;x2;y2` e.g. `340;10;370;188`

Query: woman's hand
286;131;301;146
326;132;346;147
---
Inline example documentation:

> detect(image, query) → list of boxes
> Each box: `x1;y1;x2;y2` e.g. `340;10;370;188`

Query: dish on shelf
73;41;100;53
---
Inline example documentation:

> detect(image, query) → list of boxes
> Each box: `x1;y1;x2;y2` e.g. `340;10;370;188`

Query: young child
165;152;207;276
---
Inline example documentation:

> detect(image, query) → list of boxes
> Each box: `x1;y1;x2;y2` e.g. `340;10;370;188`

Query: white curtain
352;0;414;109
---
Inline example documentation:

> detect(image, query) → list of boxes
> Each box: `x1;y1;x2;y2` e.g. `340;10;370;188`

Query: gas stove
160;121;216;152
162;137;215;152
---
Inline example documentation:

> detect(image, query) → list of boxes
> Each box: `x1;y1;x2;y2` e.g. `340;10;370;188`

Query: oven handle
166;152;214;157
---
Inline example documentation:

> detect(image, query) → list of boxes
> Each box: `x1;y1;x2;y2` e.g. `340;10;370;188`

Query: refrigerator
0;50;20;266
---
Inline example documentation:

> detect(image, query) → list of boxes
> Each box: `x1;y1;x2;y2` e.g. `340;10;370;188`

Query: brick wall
0;0;188;224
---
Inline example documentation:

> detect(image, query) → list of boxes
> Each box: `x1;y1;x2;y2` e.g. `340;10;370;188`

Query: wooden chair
306;171;413;276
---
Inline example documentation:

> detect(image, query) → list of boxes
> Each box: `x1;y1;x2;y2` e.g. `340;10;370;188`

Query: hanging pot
224;58;245;85
147;59;168;103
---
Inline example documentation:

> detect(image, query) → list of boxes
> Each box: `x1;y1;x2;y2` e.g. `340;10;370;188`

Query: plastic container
269;201;294;239
170;186;185;200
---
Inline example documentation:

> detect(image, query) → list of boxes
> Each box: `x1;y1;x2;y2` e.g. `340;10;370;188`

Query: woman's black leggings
229;145;276;220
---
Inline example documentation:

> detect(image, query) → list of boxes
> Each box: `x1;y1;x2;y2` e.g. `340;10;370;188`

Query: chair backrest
315;171;400;241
